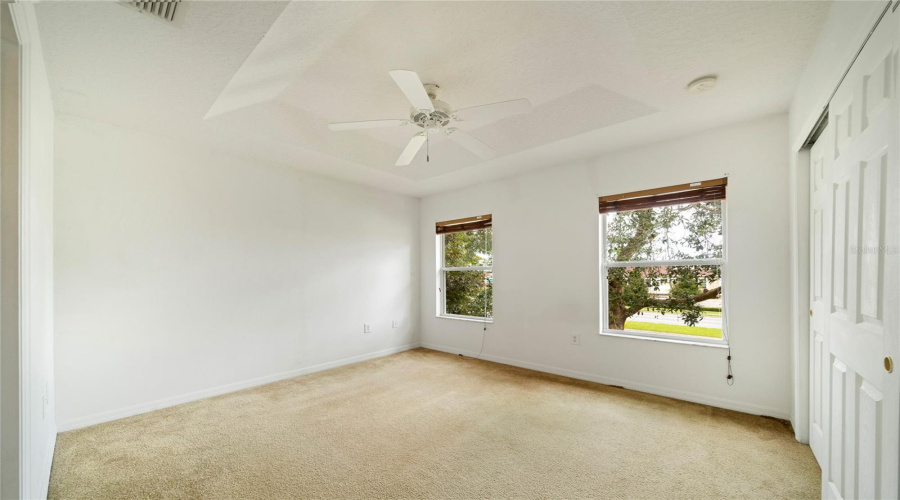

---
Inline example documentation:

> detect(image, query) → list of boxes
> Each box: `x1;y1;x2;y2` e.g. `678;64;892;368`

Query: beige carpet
49;348;819;499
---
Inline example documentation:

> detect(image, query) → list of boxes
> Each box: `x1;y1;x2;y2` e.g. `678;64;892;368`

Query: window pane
444;228;492;267
606;265;722;339
445;270;493;318
606;201;722;261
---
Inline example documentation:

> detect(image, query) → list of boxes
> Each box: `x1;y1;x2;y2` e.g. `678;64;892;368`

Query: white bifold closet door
811;4;900;499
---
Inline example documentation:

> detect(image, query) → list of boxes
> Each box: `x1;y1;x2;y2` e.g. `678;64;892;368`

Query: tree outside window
441;228;492;319
603;200;724;340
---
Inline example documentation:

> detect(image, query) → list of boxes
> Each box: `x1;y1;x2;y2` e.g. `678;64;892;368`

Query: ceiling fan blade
446;128;496;159
329;119;408;131
396;133;427;166
453;98;532;124
389;70;434;111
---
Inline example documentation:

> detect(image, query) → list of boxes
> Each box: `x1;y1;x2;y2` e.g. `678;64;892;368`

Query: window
599;179;727;344
437;215;492;320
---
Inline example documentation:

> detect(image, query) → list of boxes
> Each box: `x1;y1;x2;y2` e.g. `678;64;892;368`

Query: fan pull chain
426;134;430;163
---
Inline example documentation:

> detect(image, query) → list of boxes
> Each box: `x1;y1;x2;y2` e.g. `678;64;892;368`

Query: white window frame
437;231;493;322
599;200;729;348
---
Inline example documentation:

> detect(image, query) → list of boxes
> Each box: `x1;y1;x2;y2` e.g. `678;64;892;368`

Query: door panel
858;151;885;324
813;331;824;444
834;179;848;312
830;358;847;497
857;380;882;500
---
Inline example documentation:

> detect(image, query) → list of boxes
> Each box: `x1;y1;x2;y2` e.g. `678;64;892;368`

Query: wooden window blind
435;214;492;234
598;178;727;214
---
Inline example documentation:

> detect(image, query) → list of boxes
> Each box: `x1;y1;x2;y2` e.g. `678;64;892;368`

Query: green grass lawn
624;320;723;339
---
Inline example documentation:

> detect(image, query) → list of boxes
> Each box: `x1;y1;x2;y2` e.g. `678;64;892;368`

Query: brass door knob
886;357;894;373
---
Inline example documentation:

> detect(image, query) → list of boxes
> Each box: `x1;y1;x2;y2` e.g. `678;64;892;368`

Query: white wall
420;114;792;418
54;114;419;431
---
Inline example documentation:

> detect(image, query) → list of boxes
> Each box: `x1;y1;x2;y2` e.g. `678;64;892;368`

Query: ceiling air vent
129;0;180;22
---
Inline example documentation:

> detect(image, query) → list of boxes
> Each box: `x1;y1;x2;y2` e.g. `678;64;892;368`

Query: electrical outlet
571;334;580;345
392;320;398;328
363;324;371;333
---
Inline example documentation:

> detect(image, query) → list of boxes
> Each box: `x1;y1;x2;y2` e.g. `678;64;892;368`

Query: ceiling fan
329;70;532;166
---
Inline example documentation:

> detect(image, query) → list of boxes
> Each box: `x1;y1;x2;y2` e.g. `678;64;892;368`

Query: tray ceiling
37;1;831;196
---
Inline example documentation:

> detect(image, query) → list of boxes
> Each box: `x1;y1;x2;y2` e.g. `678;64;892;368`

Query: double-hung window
437;215;493;321
599;178;727;345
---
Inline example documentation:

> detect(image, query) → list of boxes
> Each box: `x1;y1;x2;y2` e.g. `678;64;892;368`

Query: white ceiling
36;1;831;197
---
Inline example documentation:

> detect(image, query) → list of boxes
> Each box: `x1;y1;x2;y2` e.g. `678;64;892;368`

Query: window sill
438;314;493;324
599;330;729;349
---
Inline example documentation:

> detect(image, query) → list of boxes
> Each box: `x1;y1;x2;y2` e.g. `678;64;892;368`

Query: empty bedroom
0;0;897;498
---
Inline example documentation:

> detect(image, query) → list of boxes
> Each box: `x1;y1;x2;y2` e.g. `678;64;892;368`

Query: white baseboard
57;343;420;432
58;341;788;432
38;431;56;500
421;342;790;420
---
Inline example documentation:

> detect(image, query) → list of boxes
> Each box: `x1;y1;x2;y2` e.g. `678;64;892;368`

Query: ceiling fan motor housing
411;98;452;131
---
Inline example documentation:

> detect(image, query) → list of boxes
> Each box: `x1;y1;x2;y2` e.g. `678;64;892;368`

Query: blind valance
599;178;726;214
435;214;492;234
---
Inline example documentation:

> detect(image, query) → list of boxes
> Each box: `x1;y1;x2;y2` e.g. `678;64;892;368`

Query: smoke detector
687;76;717;93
